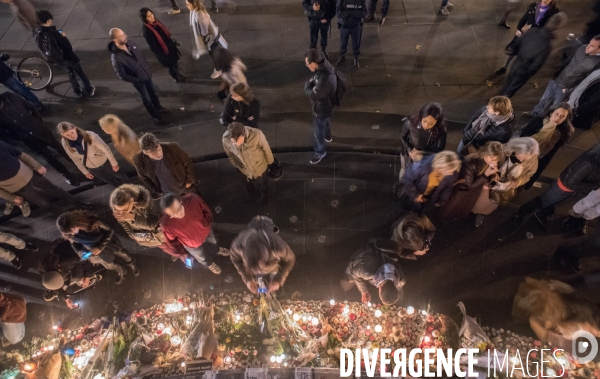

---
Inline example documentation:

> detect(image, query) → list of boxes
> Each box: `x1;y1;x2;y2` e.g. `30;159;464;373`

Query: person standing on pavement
303;0;336;58
523;36;600;118
58;122;128;188
398;102;447;179
212;49;247;100
35;10;96;98
140;8;186;83
0;92;79;186
364;0;389;25
98;114;141;166
219;82;261;128
1;0;37;33
438;0;453;16
0;53;45;112
0;140;77;217
108;28;170;124
0;231;38;270
187;0;228;72
336;0;367;68
160;192;222;274
222;122;274;204
561;187;600;235
230;216;296;294
500;13;568;98
515;143;600;229
305;49;336;165
133;133;196;199
56;210;140;285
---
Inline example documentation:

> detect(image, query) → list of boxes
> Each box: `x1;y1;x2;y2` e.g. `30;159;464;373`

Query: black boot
322;50;329;61
114;264;126;285
353;57;359;69
560;215;580;232
126;259;140;277
336;55;345;66
10;256;22;270
578;219;588;236
25;243;39;251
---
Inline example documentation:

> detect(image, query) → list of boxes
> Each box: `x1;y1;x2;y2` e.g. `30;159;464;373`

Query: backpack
34;28;64;64
332;68;347;107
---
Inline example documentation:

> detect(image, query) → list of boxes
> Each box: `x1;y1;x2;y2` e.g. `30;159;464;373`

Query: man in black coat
0;92;79;185
341;238;406;305
35;10;95;98
304;49;337;164
500;13;567;98
302;0;336;59
0;53;45;112
336;0;367;68
515;143;600;229
108;28;169;123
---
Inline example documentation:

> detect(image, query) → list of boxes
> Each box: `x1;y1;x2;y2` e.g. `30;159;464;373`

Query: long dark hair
409;102;446;140
231;216;287;275
56;210;99;237
214;49;237;72
231;82;254;104
139;7;152;23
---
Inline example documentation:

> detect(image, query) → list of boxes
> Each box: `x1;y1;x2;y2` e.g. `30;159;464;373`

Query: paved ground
1;0;600;342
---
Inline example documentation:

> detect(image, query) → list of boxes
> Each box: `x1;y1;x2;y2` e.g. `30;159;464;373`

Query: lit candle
311;317;319;326
170;336;182;346
302;315;307;322
157;323;165;331
546;368;556;377
367;302;372;307
420;310;427;316
270;356;276;363
423;336;430;342
180;362;186;368
276;356;283;364
406;306;415;315
235;314;241;322
374;310;382;318
330;299;335;306
224;356;232;364
293;314;300;322
374;325;382;333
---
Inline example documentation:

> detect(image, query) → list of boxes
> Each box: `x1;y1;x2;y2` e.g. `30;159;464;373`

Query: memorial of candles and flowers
0;292;596;379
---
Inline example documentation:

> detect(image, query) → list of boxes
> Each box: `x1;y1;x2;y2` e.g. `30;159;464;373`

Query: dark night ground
0;0;599;342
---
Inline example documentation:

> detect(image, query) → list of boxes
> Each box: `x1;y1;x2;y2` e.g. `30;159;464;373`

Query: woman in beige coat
57;122;128;187
98;114;141;166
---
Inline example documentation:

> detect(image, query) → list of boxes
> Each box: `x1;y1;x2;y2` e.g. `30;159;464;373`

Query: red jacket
161;194;213;255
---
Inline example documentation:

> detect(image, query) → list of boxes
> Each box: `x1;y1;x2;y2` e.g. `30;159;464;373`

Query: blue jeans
441;0;449;6
183;229;217;267
532;79;567;116
456;139;466;159
2;75;43;108
369;0;390;16
517;180;575;218
313;116;330;155
132;79;161;118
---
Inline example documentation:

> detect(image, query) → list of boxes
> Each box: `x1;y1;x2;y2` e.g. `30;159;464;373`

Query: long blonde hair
57;122;92;154
98;114;139;150
186;0;206;12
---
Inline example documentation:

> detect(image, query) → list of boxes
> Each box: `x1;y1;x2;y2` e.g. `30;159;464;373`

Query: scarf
470;109;513;138
532;118;558;147
144;20;171;55
372;263;403;288
535;3;550;25
68;134;85;155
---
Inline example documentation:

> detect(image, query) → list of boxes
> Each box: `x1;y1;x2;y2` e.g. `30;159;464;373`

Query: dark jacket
304;58;336;118
132;142;195;198
142;22;180;68
345;238;405;294
0;56;15;83
114;184;166;248
336;0;367;28
573;81;600;130
303;0;336;22
220;95;261;128
108;40;152;84
40;239;92;295
512;27;554;78
558;143;600;193
555;45;600;90
0;92;55;142
516;2;559;31
399;117;447;156
462;106;515;149
69;221;115;256
390;213;436;260
39;25;79;63
400;154;458;206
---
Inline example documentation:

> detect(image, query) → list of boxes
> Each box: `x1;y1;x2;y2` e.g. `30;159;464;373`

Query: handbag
267;158;283;180
488;180;515;204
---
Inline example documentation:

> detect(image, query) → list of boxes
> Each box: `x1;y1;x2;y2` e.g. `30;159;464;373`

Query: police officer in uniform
336;0;367;69
303;0;336;59
364;0;389;25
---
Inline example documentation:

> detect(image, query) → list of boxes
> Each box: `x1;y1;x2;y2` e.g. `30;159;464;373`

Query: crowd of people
0;0;599;347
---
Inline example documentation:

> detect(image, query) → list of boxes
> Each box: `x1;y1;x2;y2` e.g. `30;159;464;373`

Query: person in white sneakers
0;232;38;270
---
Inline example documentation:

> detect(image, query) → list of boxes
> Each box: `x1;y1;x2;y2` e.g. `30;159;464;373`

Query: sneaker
353;57;360;69
211;69;222;79
218;247;231;256
446;2;454;9
126;260;140;277
153;117;164;124
498;21;510;29
87;86;96;97
168;9;181;15
44;290;57;302
115;264;126;285
364;14;375;22
439;6;449;15
25;243;39;252
19;202;31;217
494;67;507;75
534;212;550;230
171;255;178;262
4;203;14;215
207;262;221;274
560;215;579;232
325;135;332;143
310;152;326;164
379;17;386;25
209;7;218;13
474;214;485;228
157;107;171;114
578;220;588;236
11;257;22;270
73;90;83;98
336;55;345;66
175;75;187;83
64;174;80;186
522;111;535;118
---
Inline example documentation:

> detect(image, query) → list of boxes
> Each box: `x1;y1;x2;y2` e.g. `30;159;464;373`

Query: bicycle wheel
16;56;53;90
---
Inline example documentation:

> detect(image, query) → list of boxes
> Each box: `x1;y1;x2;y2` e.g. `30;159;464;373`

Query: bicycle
1;53;53;91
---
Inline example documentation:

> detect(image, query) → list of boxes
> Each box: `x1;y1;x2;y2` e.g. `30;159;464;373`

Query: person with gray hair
500;12;568;98
472;137;539;227
229;216;295;294
108;28;169;123
516;143;600;229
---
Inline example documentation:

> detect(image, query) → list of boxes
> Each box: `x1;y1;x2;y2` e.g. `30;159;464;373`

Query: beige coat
222;126;274;179
61;131;118;176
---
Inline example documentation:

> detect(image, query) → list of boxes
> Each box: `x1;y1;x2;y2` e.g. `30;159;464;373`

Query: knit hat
42;271;64;290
